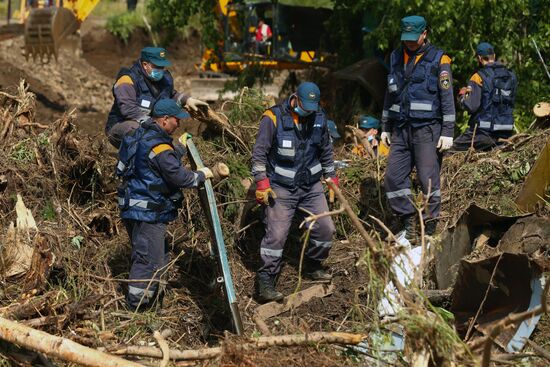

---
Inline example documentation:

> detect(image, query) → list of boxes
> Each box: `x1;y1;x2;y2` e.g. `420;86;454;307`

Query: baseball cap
152;99;190;119
296;82;321;111
141;47;172;67
327;119;341;139
476;42;495;56
400;15;426;41
359;115;380;130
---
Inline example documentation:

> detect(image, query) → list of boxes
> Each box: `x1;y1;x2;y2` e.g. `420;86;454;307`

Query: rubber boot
402;215;417;244
304;259;332;281
257;273;284;303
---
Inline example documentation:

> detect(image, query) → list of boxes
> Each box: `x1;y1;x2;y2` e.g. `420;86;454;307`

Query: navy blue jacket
382;43;456;137
251;98;335;189
106;60;185;132
117;120;204;223
463;62;517;135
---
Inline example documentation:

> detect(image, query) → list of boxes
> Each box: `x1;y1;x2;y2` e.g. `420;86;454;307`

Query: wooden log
112;332;366;361
0;316;143;367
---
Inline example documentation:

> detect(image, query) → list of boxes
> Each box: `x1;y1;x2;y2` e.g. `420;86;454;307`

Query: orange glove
255;178;277;205
328;176;339;203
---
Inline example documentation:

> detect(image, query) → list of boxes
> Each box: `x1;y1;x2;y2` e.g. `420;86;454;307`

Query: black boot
304;259;332;281
257;273;284;303
424;219;438;236
402;215;417;244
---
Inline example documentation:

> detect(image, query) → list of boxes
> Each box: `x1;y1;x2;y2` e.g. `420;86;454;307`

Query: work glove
197;167;213;179
437;136;454;152
381;132;391;146
255;178;277;205
178;133;192;147
185;97;209;111
327;176;339;203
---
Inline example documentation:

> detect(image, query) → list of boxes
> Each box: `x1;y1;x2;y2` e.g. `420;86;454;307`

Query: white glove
381;132;391;146
185;97;209;111
437;136;454;151
197;167;213;179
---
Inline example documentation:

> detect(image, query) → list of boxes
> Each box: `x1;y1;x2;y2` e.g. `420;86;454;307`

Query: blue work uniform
452;62;517;151
117;120;204;309
106;60;187;148
251;99;336;277
381;43;456;219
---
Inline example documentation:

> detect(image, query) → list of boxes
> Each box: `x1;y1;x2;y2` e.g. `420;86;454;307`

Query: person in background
106;46;208;148
451;42;518;151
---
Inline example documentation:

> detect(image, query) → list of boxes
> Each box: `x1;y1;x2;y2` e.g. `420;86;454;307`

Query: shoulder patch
151;144;173;157
470;73;483;86
262;110;277;126
115;75;134;87
440;55;452;64
439;72;451;90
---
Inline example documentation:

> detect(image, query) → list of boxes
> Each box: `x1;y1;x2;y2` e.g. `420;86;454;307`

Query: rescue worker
251;82;338;302
106;46;208;148
116;99;213;311
380;16;455;240
451;42;518;151
351;115;386;157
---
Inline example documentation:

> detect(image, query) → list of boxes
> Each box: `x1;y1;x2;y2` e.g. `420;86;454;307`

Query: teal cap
141;47;172;67
476;42;495;56
152;99;190;119
327;120;341;139
296;82;321;111
400;15;426;41
359;115;380;130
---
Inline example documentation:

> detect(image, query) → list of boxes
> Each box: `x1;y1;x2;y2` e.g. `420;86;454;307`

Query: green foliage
41;199;57;221
147;0;220;47
329;0;550;130
10;139;33;163
106;11;144;43
222;64;274;93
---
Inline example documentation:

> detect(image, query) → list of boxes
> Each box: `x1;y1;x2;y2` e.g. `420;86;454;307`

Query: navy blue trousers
123;219;169;309
258;181;336;277
384;124;442;219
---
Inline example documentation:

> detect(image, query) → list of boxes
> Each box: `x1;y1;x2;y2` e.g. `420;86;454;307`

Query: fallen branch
525;339;550;362
0;316;143;367
481;279;550;367
113;332;366;361
153;331;170;367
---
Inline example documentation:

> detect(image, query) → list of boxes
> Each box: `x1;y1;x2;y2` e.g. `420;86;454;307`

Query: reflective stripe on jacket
386;45;444;124
266;102;327;188
472;63;517;133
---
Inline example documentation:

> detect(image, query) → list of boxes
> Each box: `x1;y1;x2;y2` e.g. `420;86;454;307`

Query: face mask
293;105;313;117
149;68;164;81
367;135;374;142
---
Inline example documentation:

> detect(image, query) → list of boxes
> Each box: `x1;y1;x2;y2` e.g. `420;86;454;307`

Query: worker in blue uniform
106;46;208;148
116;99;213;311
452;42;518;151
251;82;338;302
380;16;456;241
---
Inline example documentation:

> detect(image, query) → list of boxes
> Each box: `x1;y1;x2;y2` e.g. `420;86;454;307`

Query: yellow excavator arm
24;0;100;63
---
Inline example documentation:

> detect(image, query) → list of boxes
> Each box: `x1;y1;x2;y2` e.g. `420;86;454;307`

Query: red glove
255;178;277;205
328;176;339;203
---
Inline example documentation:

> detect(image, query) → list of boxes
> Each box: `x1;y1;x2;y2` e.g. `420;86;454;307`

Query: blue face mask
293;105;313;117
149;68;164;81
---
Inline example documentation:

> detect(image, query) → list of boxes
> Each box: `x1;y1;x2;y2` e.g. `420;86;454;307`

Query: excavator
17;0;100;62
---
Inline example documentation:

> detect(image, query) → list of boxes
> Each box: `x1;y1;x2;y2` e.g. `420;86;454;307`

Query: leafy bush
106;11;144;43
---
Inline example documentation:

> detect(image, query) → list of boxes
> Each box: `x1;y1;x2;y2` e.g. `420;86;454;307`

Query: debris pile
0;81;548;366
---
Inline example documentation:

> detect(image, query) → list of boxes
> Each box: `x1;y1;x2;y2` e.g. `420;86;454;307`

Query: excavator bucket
24;7;79;63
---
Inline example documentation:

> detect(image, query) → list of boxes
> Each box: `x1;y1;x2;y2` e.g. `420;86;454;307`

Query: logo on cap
160;51;165;57
405;26;413;31
308;92;316;99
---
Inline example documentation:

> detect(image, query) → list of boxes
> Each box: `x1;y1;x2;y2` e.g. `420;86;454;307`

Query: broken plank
255;283;335;320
